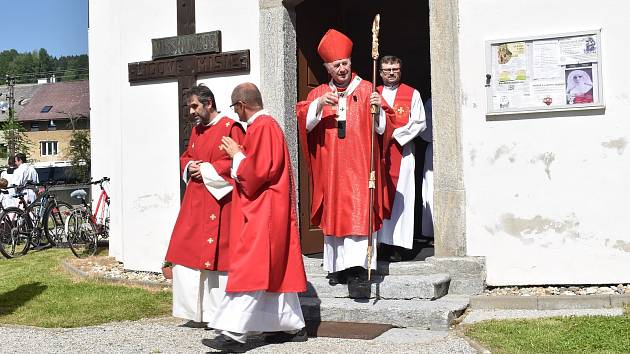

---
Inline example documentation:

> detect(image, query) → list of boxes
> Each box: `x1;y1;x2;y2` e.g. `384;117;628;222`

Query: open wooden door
295;0;431;254
296;3;333;254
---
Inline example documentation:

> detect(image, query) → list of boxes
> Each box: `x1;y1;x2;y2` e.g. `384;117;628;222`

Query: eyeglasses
229;101;244;111
380;68;401;73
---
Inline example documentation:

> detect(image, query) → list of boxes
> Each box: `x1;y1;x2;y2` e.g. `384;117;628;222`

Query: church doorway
295;0;432;255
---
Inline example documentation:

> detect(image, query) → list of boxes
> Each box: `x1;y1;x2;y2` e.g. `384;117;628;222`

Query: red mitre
317;29;353;63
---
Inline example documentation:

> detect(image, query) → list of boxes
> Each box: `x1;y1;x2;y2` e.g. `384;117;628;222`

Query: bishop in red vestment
165;85;244;323
204;83;306;352
296;29;393;285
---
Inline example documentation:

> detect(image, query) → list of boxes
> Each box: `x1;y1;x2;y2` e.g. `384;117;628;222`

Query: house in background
0;80;90;163
0;83;39;158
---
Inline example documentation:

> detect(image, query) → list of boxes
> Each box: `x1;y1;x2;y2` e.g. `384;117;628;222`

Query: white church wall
90;0;261;272
90;0;181;271
195;0;261;118
459;1;630;285
89;0;125;260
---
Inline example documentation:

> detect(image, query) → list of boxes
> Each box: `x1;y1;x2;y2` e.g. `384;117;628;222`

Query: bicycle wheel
99;202;110;240
0;207;33;258
44;201;74;247
66;209;98;258
27;202;49;249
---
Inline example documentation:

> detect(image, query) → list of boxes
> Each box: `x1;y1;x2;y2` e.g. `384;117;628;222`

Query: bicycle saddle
71;190;88;200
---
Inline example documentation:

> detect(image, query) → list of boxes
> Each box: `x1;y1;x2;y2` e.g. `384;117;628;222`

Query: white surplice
207;291;305;335
377;85;426;249
172;266;227;322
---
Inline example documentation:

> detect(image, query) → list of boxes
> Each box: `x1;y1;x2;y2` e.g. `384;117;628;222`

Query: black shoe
387;250;403;262
264;328;308;343
181;320;208;328
345;266;368;280
202;334;248;353
348;275;372;299
327;271;348;286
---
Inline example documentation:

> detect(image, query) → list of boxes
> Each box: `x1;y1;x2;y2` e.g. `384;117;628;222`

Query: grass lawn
465;309;630;353
0;248;172;328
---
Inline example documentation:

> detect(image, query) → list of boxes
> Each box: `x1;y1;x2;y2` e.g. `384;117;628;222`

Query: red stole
377;84;415;217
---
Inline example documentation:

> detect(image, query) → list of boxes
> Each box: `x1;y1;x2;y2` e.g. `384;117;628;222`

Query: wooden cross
127;0;250;198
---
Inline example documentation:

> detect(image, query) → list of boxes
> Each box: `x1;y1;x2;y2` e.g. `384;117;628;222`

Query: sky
2;0;88;57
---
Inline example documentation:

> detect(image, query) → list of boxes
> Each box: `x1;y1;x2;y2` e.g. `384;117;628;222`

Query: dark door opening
296;0;431;254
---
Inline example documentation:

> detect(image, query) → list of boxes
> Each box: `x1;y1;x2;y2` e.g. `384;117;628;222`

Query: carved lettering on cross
127;0;250;199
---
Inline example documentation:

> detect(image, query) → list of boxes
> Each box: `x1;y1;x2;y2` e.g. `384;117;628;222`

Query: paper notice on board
559;35;598;65
530;39;565;107
531;79;566;107
493;81;531;110
533;40;564;79
494;42;528;83
492;42;530;110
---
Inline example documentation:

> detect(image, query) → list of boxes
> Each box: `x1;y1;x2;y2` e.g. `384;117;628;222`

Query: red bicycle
65;177;110;258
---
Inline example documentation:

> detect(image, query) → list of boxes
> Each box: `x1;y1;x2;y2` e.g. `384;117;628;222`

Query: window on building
48;120;57;131
40;141;58;156
31;122;40;131
41;105;53;113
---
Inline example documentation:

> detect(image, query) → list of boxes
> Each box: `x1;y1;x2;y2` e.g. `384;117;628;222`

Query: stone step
300;295;470;330
302;256;441;276
301;273;451;300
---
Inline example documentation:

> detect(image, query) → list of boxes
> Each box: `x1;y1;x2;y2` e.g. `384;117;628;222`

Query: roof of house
0;83;40;119
14;80;89;122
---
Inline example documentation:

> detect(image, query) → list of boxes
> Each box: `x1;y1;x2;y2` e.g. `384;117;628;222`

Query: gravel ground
0;317;477;354
483;284;630;296
67;256;171;287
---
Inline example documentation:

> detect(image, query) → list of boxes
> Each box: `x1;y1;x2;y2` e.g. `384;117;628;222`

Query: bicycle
0;181;74;258
65;177;110;258
0;190;30;259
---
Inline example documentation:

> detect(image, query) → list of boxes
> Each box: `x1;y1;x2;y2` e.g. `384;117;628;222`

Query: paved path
0;317;477;354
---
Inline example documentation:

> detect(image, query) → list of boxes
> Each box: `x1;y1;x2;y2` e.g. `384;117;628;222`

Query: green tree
37;48;52;77
0;49;88;83
65;114;91;182
1;110;31;159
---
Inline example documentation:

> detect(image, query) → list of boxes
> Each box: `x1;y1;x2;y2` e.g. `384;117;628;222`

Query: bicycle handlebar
90;177;110;185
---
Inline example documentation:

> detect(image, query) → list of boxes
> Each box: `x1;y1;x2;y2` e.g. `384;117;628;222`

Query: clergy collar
330;73;359;90
382;83;400;91
205;113;222;127
329;75;361;96
246;109;269;125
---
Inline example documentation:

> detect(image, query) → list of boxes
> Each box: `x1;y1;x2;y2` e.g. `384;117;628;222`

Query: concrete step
302;256;441;276
300;295;470;330
301;273;451;300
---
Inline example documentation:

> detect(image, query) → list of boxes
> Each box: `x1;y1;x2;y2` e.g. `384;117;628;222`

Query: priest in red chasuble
376;55;427;260
296;29;393;286
203;83;307;352
165;85;244;324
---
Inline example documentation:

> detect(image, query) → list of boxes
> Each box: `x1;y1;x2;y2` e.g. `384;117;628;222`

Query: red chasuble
296;76;393;237
226;115;307;293
377;83;415;216
165;116;245;271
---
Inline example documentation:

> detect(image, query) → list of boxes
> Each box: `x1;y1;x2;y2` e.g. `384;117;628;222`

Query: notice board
486;30;603;115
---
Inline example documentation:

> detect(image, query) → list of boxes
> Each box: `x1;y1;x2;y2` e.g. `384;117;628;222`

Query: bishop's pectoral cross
127;0;250;199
